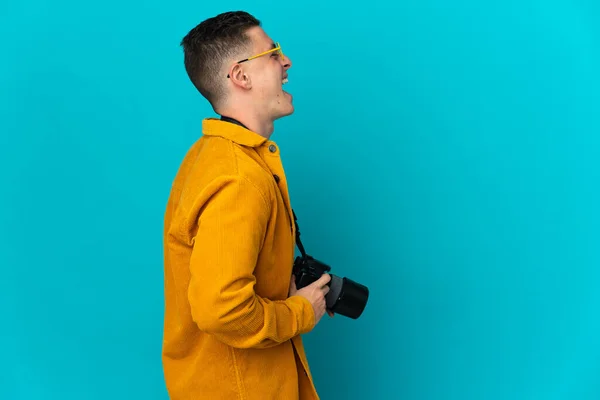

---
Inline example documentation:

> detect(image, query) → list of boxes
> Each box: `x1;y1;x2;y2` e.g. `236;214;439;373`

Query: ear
228;64;252;90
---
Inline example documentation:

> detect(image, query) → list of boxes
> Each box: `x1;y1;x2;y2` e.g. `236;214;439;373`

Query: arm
187;174;315;349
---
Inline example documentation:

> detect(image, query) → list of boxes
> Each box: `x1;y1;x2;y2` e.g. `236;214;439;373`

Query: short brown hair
180;11;261;108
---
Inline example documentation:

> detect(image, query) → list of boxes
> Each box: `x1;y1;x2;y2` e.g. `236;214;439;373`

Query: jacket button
269;144;277;153
273;174;280;183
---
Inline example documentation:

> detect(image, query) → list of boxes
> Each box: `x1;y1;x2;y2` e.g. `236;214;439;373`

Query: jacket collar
202;118;267;147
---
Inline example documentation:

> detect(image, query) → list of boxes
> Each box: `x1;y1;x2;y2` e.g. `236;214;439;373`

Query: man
162;10;331;400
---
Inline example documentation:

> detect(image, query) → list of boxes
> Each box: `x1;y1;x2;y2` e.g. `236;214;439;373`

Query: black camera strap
219;115;249;129
219;115;308;259
292;210;307;258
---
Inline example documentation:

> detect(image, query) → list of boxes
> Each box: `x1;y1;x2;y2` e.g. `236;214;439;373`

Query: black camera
293;254;369;319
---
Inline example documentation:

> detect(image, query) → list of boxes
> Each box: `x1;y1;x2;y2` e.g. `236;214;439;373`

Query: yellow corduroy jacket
162;118;319;400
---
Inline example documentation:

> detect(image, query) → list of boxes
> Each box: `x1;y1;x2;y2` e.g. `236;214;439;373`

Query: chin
273;104;294;120
284;104;295;115
271;91;294;120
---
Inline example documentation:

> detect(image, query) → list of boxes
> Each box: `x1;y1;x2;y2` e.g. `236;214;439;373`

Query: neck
216;105;274;139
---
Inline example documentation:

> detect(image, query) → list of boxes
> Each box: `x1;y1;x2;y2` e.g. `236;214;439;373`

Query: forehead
246;26;276;52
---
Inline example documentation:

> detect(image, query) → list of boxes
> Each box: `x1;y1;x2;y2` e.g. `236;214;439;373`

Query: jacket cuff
288;295;316;335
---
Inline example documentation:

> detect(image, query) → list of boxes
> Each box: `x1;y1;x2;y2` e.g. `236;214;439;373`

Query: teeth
282;78;288;84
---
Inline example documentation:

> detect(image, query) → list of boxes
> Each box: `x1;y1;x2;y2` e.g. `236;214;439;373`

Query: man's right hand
289;274;331;325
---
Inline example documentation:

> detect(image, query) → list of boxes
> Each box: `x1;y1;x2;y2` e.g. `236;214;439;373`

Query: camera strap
219;115;248;129
292;210;307;258
219;114;308;259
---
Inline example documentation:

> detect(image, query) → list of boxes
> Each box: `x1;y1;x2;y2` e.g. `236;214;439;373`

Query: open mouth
282;76;291;98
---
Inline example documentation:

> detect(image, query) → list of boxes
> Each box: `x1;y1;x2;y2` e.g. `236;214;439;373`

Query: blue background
1;0;599;399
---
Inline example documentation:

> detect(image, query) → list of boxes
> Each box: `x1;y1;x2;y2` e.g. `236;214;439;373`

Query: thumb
316;273;331;286
289;275;297;294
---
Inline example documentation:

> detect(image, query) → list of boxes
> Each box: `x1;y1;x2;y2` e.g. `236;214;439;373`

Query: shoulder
177;136;274;207
204;136;273;188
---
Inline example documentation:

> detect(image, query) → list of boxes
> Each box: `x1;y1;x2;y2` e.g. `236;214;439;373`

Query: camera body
293;254;331;288
293;254;369;320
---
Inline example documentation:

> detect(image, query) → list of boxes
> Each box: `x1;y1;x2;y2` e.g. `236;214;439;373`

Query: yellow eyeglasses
227;42;284;78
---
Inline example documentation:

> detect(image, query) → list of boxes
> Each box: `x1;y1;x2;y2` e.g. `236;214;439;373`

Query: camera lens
326;275;369;319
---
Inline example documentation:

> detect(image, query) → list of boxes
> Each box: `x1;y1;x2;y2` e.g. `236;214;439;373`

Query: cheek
254;70;282;99
256;74;279;95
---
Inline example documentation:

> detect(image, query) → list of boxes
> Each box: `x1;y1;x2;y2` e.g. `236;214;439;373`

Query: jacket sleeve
187;174;316;349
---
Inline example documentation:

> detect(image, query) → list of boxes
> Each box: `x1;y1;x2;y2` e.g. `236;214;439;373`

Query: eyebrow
259;43;277;53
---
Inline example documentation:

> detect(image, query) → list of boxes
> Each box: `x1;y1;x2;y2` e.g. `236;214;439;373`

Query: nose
282;54;292;70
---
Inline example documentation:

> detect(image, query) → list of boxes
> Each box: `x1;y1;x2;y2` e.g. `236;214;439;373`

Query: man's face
242;27;294;120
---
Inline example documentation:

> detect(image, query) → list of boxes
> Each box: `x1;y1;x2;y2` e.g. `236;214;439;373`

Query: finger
316;273;331;285
322;285;330;295
289;276;296;293
327;310;334;317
